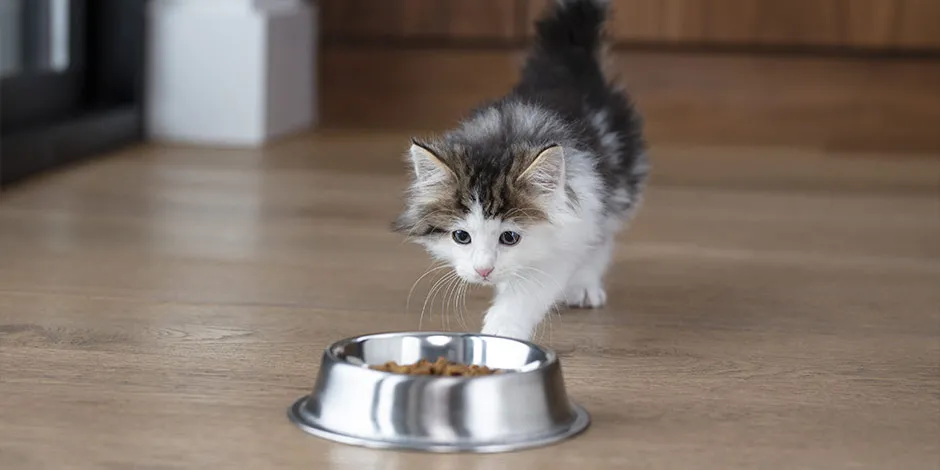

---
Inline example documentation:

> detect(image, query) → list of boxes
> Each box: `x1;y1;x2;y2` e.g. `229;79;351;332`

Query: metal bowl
288;331;590;453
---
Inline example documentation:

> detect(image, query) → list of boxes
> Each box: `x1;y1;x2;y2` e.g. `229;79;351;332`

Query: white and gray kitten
393;0;649;341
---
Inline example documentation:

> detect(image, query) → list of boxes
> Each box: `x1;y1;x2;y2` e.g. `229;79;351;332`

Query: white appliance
145;0;317;147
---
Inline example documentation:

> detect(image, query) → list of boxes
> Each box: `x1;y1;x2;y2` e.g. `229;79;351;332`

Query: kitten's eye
452;230;472;245
499;231;521;246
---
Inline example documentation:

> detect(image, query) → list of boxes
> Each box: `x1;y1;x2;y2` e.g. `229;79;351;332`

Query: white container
145;0;317;147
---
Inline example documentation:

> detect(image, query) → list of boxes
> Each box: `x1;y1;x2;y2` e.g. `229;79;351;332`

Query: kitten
393;0;649;341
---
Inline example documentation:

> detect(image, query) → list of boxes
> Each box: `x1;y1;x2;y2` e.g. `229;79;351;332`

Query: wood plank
607;0;670;41
894;0;940;49
319;0;405;38
702;0;761;43
322;0;940;52
842;0;900;49
438;0;519;40
658;0;710;42
400;0;519;40
748;0;844;47
526;0;940;51
321;0;519;41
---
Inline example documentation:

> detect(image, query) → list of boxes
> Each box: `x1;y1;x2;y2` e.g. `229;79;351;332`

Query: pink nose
475;267;494;278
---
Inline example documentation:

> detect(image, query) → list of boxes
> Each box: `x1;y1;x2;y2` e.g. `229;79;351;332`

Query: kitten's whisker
441;274;461;331
406;263;450;314
460;282;473;330
444;273;461;329
435;272;460;329
450;276;464;331
445;276;460;331
455;280;470;331
422;271;455;330
520;266;565;294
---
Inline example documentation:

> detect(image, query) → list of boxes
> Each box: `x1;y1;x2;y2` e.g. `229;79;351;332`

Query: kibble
370;357;502;376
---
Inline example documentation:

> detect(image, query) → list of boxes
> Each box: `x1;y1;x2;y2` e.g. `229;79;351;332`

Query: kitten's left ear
518;144;565;194
408;139;455;187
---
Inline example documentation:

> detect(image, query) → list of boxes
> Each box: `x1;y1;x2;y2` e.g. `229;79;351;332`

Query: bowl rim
323;330;560;380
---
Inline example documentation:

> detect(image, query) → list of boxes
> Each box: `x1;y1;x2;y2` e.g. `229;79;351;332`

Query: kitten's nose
475;267;494;279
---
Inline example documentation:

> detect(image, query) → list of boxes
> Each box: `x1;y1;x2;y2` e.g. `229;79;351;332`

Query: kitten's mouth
462;275;494;286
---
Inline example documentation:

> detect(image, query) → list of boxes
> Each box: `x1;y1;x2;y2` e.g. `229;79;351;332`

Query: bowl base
287;395;591;454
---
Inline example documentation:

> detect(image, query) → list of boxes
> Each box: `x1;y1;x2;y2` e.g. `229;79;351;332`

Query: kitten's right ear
408;139;454;186
518;144;565;194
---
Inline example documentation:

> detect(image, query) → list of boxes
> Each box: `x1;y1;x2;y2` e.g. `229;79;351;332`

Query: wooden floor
1;132;938;469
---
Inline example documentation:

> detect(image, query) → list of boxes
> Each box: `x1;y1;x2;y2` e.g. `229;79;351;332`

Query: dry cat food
370;357;502;376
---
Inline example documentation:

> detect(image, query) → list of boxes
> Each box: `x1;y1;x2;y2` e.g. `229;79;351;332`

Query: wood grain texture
604;0;711;42
521;0;940;50
319;0;940;52
894;0;940;49
318;0;940;52
0;132;939;469
320;0;405;38
699;0;761;44
433;0;519;40
319;47;940;153
843;0;901;48
749;0;844;47
321;0;519;41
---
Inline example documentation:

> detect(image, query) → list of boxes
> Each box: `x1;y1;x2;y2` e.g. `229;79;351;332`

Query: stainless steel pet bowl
287;331;590;453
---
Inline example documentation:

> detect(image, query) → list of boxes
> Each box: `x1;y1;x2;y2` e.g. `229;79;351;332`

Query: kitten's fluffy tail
521;0;609;88
533;0;608;57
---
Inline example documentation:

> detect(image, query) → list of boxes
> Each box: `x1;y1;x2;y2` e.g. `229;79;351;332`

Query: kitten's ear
518;144;565;194
408;139;454;186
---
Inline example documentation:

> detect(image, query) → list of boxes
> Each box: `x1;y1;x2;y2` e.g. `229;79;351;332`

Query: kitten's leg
563;237;614;308
481;271;566;341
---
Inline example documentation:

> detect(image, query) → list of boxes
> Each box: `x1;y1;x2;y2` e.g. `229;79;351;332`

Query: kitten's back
512;0;648;218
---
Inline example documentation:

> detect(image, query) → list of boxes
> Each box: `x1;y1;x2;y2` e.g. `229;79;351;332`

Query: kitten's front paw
564;284;607;309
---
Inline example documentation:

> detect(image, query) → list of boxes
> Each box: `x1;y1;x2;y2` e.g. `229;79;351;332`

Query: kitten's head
393;137;568;285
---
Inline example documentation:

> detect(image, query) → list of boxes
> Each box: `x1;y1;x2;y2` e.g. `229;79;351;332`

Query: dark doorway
0;0;146;188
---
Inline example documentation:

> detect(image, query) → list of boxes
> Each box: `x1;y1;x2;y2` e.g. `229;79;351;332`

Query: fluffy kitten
393;0;649;341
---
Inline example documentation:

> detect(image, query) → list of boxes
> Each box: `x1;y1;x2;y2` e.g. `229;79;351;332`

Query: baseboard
0;107;141;188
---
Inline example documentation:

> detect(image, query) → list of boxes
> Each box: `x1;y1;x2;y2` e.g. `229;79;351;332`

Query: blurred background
1;0;938;189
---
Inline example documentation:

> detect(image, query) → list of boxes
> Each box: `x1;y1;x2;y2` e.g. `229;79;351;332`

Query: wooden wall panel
319;48;940;153
400;0;519;40
748;0;844;47
440;0;520;40
319;0;940;52
609;0;711;42
894;0;940;49
320;0;405;38
700;0;761;44
321;0;519;41
605;0;672;41
843;0;901;49
522;0;940;51
658;0;710;42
